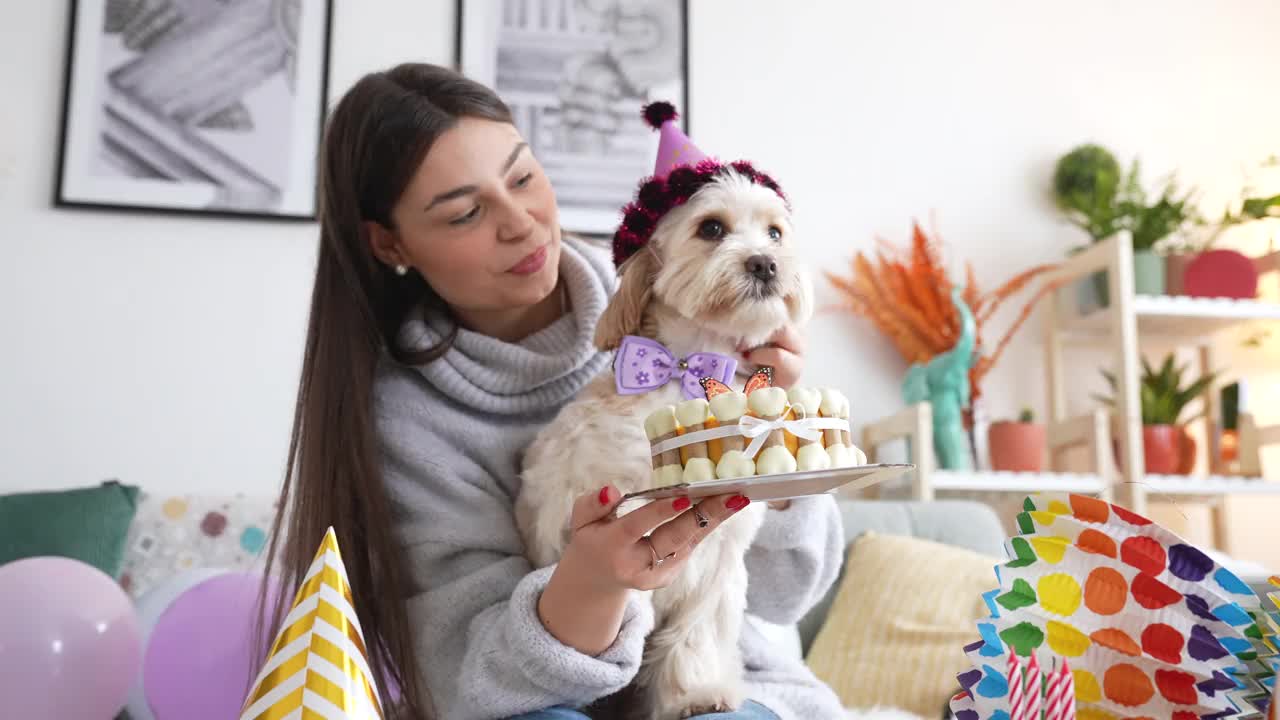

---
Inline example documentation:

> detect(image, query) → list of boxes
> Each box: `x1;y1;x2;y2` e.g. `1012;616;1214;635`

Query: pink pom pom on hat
612;101;787;268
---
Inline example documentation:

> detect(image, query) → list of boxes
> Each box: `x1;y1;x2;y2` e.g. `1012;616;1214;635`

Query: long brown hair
259;63;513;720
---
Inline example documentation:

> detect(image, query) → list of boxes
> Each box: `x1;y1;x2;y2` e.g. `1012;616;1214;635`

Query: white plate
621;463;915;504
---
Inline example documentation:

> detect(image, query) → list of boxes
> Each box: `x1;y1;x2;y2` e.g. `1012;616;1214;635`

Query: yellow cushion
805;531;1000;716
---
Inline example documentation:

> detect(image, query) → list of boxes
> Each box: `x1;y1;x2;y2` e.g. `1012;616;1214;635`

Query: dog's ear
595;248;656;350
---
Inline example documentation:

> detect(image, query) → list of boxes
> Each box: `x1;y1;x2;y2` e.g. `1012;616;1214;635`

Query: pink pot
988;421;1046;472
1184;250;1258;300
1164;253;1197;296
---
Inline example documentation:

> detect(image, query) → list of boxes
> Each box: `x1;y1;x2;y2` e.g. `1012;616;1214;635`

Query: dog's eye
768;226;783;241
697;219;726;240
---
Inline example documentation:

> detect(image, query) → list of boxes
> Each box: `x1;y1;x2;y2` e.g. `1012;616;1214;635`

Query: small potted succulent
988;407;1046;472
1095;353;1217;475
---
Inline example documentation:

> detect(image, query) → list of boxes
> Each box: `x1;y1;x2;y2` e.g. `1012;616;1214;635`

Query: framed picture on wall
457;0;690;236
54;0;333;220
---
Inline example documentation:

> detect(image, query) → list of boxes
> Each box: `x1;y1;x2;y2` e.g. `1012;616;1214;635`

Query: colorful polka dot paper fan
1255;579;1280;717
949;493;1275;720
959;620;1237;718
1020;494;1262;611
992;542;1253;670
1009;511;1263;639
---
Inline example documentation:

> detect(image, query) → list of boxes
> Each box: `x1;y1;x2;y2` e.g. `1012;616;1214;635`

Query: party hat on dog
644;102;707;180
612;102;786;268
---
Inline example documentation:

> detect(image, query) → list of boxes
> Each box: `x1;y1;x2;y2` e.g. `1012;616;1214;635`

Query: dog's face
596;169;813;350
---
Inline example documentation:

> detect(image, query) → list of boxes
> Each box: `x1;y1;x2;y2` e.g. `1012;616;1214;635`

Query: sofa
4;481;1008;719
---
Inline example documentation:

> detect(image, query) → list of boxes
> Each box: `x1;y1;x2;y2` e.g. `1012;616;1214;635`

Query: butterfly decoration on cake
700;366;774;400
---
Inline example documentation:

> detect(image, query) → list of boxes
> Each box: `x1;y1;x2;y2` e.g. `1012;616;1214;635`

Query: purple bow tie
614;335;738;399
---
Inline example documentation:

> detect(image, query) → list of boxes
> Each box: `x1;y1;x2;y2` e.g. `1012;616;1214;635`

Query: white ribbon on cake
648;404;849;460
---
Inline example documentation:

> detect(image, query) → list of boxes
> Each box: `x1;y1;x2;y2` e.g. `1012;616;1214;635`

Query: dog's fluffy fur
516;170;818;719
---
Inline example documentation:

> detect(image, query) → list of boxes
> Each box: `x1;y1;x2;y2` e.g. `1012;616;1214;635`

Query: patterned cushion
805;531;1000;717
118;492;276;600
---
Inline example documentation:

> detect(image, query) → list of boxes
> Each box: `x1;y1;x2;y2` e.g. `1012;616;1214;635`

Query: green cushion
0;480;141;578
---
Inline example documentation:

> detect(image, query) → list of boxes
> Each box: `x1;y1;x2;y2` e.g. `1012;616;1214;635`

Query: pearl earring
394;264;408;276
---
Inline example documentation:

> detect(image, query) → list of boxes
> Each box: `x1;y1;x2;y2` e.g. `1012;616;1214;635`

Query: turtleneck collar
396;237;617;416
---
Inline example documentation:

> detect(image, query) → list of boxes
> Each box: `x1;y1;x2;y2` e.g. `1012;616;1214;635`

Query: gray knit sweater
375;238;847;720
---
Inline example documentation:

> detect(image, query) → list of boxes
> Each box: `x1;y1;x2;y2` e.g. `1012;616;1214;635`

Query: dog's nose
745;255;778;282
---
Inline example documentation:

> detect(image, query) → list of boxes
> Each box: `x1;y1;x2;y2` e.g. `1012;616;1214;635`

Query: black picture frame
455;0;691;237
53;0;334;222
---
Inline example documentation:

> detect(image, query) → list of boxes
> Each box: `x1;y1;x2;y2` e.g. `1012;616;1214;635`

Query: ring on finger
643;536;664;569
693;506;710;528
643;536;676;570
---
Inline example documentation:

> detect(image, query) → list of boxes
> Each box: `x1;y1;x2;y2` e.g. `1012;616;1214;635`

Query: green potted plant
1164;155;1280;294
1114;159;1200;298
1214;155;1280;234
988;407;1046;473
1052;145;1200;308
1053;144;1125;241
1052;144;1124;314
1095;353;1217;475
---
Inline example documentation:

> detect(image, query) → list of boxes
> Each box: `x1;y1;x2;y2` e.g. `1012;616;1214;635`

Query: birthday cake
642;367;866;486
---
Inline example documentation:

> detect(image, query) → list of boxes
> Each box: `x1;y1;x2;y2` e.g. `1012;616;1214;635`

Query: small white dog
517;163;813;719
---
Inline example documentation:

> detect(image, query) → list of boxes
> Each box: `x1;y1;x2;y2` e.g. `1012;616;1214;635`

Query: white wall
0;0;455;496
4;0;1279;561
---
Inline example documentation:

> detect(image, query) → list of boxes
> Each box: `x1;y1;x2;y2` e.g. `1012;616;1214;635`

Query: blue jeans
507;700;780;719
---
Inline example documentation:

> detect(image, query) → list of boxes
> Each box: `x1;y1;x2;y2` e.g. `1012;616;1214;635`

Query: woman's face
383;117;561;317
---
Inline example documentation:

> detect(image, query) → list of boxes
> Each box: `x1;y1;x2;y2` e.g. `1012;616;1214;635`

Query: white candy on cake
644;405;685;487
819;388;865;467
787;387;831;471
674;398;716;482
708;389;755;479
642;370;865;484
749;387;798;475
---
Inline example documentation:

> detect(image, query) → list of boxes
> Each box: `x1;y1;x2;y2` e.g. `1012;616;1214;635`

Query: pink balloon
0;556;142;720
143;572;281;720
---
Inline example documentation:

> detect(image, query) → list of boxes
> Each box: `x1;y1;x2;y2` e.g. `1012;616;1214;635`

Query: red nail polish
598;487;612;505
726;495;750;511
673;497;691;512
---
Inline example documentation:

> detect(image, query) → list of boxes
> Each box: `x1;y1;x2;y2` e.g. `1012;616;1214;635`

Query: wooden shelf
1141;474;1280;496
932;470;1108;494
1065;295;1280;338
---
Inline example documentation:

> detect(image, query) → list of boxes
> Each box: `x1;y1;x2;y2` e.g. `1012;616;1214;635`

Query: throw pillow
118;491;277;600
805;531;1000;717
0;480;141;578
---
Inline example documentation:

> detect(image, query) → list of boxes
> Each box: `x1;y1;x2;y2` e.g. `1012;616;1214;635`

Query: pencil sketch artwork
460;0;688;234
57;0;329;218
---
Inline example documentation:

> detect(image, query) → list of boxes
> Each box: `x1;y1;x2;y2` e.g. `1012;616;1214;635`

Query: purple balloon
144;572;281;720
0;556;142;720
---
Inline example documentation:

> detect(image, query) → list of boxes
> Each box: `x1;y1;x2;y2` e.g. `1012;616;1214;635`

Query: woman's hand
742;325;806;389
537;486;750;654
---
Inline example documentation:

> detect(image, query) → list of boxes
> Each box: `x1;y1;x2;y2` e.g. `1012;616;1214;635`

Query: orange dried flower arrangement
826;220;1062;403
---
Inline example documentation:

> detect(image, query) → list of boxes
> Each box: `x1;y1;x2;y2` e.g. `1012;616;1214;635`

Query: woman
263;63;847;720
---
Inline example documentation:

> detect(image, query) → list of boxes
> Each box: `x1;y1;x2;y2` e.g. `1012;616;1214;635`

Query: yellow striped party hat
238;527;384;720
